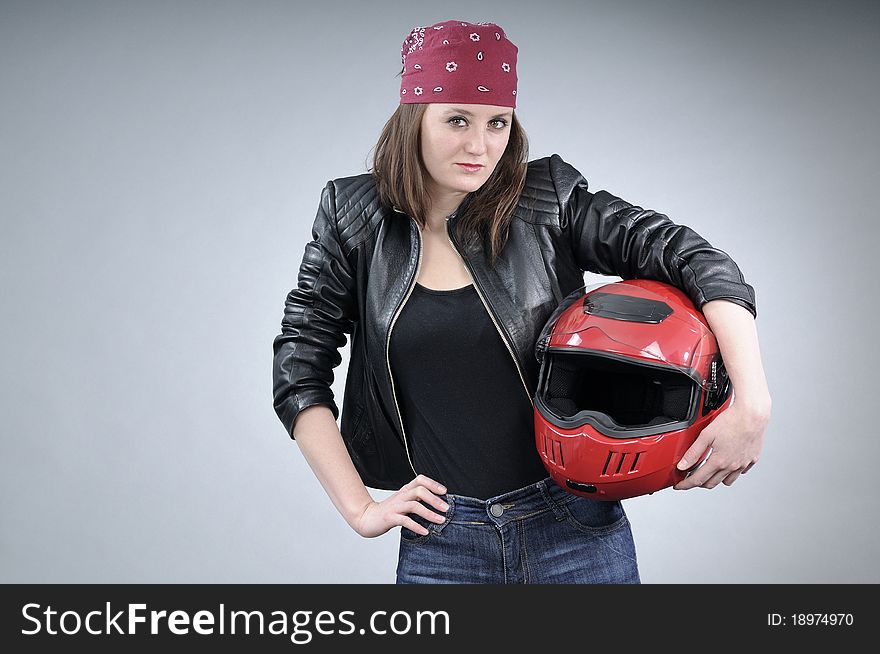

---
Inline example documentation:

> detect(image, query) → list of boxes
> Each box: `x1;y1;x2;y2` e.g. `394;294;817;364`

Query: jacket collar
391;190;475;224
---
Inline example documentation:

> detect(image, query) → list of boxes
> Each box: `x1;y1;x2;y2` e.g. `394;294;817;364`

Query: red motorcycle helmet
533;279;733;501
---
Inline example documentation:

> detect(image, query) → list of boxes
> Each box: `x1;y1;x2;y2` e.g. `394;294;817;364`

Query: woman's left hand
673;398;771;490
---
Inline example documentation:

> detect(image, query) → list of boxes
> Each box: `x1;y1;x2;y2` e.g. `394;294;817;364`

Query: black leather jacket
272;154;756;490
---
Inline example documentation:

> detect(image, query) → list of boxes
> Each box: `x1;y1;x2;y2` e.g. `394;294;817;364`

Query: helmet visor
537;281;719;391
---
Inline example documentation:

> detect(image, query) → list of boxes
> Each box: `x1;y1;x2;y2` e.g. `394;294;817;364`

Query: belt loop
537;479;567;521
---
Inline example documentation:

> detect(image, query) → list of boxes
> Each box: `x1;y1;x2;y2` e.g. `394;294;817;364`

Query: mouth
455;163;484;172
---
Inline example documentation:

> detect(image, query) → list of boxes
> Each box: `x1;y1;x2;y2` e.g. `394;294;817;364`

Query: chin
458;176;489;190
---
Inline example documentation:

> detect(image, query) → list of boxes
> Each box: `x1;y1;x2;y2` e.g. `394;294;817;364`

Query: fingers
405;474;447;497
673;450;713;490
722;470;742;486
676;430;713;472
673;458;756;490
404;499;448;524
400;515;432;536
702;468;731;489
404;475;449;512
397;498;448;536
673;464;706;490
357;475;450;538
396;475;450;535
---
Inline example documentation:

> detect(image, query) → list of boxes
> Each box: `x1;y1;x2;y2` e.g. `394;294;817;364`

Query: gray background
2;0;877;583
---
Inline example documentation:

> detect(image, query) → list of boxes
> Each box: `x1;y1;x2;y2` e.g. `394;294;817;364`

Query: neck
424;188;468;233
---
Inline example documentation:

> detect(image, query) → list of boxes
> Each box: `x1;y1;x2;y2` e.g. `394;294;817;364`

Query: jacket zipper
445;217;533;405
385;216;422;477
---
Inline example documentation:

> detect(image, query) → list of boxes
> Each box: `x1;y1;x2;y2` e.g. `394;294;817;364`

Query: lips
456;163;484;172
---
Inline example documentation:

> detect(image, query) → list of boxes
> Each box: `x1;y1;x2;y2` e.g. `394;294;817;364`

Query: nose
464;128;488;156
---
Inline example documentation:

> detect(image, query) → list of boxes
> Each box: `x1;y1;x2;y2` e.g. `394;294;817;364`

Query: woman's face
419;102;513;208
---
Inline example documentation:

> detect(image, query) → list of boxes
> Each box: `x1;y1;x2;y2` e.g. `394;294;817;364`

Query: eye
447;116;510;129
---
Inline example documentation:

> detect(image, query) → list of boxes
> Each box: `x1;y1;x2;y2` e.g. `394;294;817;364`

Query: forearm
702;299;772;420
292;405;375;528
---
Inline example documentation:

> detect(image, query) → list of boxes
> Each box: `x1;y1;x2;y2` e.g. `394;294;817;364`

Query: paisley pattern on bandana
401;26;426;65
399;19;518;107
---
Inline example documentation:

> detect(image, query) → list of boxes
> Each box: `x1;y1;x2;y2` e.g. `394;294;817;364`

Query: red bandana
399;19;518;108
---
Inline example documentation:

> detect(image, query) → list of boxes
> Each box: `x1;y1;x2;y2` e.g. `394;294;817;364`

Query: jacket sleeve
552;154;757;318
272;180;359;439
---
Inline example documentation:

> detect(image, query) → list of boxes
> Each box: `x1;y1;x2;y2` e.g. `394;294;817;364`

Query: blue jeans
396;476;640;584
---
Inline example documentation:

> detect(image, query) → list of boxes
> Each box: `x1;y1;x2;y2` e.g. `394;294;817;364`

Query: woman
272;19;771;583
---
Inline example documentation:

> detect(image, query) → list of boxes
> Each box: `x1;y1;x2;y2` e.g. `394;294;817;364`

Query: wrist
344;498;375;530
732;391;772;424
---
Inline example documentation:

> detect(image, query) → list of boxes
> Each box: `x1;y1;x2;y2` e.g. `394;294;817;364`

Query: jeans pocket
562;496;628;535
400;510;437;544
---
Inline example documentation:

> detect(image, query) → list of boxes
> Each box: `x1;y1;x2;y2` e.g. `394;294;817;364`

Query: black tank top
388;281;548;499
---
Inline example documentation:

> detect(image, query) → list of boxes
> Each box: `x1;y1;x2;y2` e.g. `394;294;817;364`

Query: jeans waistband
435;477;578;530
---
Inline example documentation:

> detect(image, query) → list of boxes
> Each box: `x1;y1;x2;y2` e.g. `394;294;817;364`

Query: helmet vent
583;292;673;323
601;451;645;477
630;451;641;472
541;434;565;468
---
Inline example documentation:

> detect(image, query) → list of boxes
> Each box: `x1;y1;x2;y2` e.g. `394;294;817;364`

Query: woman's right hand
351;474;449;538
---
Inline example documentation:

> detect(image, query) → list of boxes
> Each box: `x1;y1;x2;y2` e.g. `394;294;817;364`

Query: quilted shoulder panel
329;173;385;252
520;154;587;225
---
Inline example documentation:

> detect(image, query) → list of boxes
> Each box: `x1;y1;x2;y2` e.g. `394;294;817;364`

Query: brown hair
369;101;529;267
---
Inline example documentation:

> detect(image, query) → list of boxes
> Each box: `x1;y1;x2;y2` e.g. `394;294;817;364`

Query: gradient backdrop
2;0;877;583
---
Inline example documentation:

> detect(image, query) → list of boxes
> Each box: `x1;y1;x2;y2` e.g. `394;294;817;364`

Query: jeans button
489;503;504;517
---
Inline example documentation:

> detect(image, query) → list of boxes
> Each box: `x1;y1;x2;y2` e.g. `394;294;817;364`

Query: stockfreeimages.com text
21;602;450;644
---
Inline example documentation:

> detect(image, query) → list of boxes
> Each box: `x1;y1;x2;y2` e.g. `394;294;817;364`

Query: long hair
369;101;529;267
